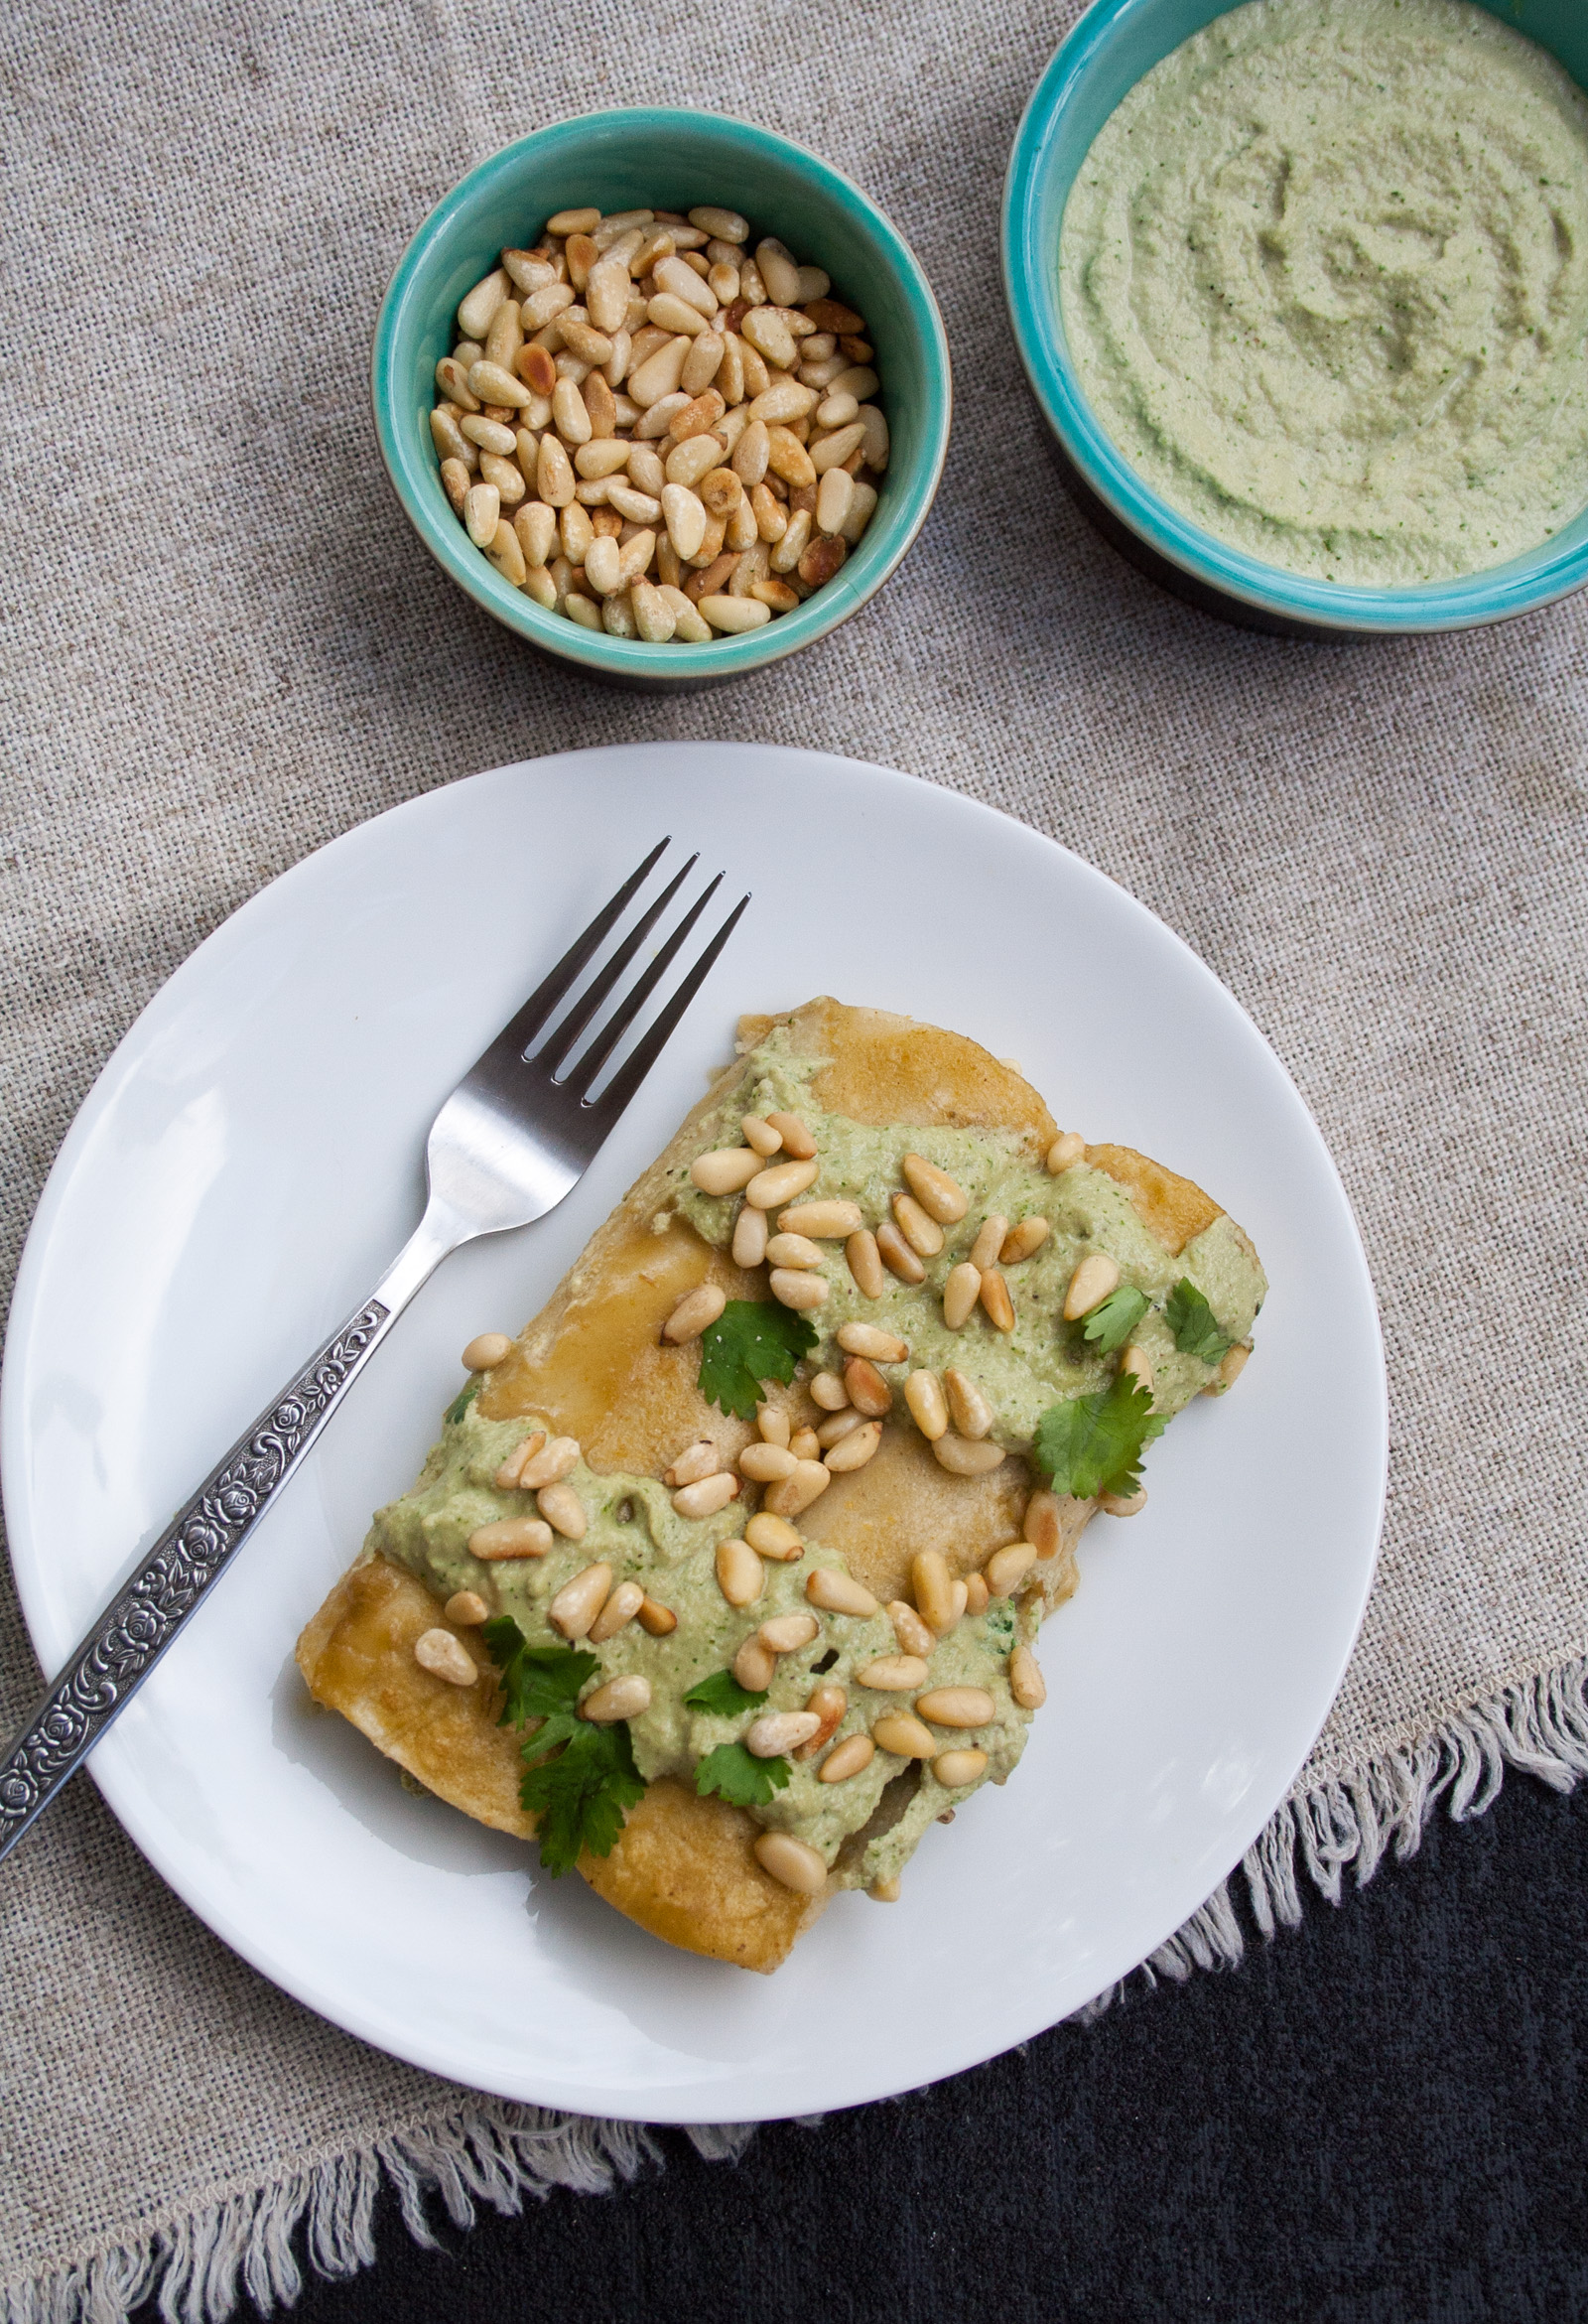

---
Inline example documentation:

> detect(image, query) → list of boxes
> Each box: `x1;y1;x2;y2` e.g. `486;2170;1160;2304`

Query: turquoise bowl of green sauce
374;111;951;688
1003;0;1588;636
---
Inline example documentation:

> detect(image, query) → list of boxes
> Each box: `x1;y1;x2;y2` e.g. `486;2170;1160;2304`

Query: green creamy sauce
1059;0;1588;584
369;1022;1265;1888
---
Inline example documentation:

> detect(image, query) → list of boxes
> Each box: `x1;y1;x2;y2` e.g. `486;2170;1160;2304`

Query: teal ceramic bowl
1003;0;1588;636
374;110;951;688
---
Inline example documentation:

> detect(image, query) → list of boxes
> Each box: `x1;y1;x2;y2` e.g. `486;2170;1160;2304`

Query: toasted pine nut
944;1369;993;1440
846;1228;886;1299
1064;1253;1121;1319
942;1262;982;1328
792;1423;824;1458
746;1709;823;1759
888;1600;935;1658
754;1831;828;1895
538;1481;589;1540
838;1321;908;1364
825;1420;881;1472
464;481;501;546
733;1638;777;1693
699;594;770;633
582;1673;652;1722
757;1612;820;1656
661;480;709;561
980;1269;1016;1334
673;1470;738;1519
469;1516;554;1561
439;457;471;514
933;1748;989;1788
806;1567;878;1616
876;1220;927;1285
964;1572;991;1614
1205;1343;1253;1395
1000;1217;1051;1265
637;1594;678;1635
445;1589;489;1626
741;1113;783;1155
460;413;519;456
662;1284;730;1349
459;267;510;338
858;1654;929;1692
986;1541;1038;1596
903;1369;950;1440
932;1434;1006;1477
839;479;878;544
817;1408;865;1448
731;1201;768;1269
1009;1644;1047;1709
716;1538;764;1606
745;1512;804;1561
1047;1132;1086;1174
892;1192;944;1258
739;1440;798;1481
415;1628;477;1686
1121;1343;1154;1392
657;583;711;639
916;1686;994;1729
688;1143;762;1198
463;1332;513;1371
871;1713;937;1760
743;1158;816;1209
518;1435;582;1487
589;1578;646;1641
1100;1487;1148;1517
819;1732;875;1783
780;1199;862;1239
841;1357;891;1418
762;1110;815;1159
468;360;534;411
549;1561;613;1638
668;1438;721;1486
757;1406;792;1447
901;1154;970;1224
969;1216;1007;1273
868;1875;902;1902
586;536;625;598
810;1369;850;1411
767;1231;824;1268
548;206;600;236
763;1458;831;1518
495;1431;546;1489
1023;1490;1066;1559
770;1266;828;1311
630;579;676;640
911;1550;957;1634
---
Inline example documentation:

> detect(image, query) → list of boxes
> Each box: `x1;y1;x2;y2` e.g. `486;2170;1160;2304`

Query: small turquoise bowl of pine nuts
372;110;950;688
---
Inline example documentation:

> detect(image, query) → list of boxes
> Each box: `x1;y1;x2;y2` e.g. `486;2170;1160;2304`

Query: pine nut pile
428;203;889;644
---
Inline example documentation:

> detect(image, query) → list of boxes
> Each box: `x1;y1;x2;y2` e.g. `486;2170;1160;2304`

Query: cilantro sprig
696;1741;792;1808
1081;1284;1149;1354
685;1668;769;1716
1033;1372;1165;1502
1165;1279;1233;1366
697;1299;818;1422
483;1618;645;1876
444;1377;481;1427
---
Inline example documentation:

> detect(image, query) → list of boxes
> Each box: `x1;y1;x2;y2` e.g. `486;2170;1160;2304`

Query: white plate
2;744;1385;2122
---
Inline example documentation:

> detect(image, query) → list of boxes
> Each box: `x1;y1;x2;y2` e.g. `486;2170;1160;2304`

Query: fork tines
503;842;749;1116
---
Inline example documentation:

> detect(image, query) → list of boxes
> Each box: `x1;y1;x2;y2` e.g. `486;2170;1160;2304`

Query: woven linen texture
2;0;1585;2301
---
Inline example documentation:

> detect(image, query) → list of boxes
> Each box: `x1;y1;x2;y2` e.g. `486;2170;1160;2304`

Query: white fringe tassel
10;1655;1585;2324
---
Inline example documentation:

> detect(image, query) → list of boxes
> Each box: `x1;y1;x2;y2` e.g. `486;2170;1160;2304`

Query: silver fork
0;841;748;1865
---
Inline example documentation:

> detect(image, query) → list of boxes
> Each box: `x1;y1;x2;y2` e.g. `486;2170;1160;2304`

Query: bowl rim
372;105;952;678
1000;0;1588;636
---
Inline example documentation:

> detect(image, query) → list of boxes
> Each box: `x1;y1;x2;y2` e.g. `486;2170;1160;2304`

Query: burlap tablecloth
3;0;1585;2315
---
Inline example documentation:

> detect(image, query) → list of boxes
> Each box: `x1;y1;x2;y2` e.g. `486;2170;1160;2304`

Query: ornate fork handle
1;1294;401;1861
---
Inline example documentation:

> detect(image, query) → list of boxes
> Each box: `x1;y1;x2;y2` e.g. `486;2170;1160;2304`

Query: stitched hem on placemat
7;1652;1586;2324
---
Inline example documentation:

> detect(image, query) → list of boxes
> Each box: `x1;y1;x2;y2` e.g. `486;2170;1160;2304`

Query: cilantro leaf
482;1619;645;1875
685;1668;769;1716
696;1741;792;1808
444;1377;481;1426
520;1723;645;1875
1165;1279;1232;1366
697;1299;818;1422
1081;1285;1150;1354
1032;1372;1165;1501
